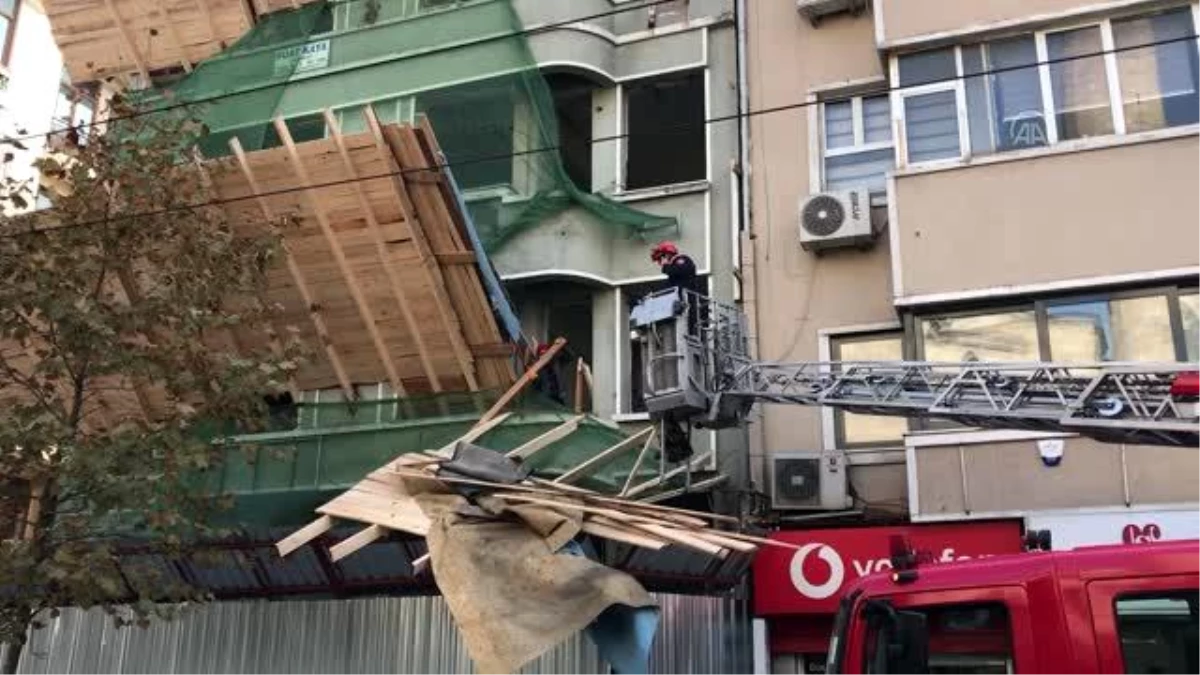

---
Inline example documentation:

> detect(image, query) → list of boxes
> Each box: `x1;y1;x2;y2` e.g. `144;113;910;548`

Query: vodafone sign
753;521;1023;615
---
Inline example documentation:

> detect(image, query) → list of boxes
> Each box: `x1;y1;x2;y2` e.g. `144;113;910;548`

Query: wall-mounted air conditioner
798;188;875;252
796;0;870;25
771;452;851;510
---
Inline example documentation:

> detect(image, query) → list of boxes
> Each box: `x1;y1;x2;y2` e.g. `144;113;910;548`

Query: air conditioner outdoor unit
798;188;874;252
771;452;851;510
796;0;869;24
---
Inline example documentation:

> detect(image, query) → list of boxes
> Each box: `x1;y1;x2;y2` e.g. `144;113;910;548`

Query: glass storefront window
1046;295;1175;362
919;311;1040;363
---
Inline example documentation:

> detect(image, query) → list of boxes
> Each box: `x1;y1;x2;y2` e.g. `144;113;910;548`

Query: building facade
744;0;1198;670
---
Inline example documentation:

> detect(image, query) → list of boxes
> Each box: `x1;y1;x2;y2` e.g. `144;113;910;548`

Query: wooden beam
229;137;356;401
620;428;657;496
574;359;585;414
554;426;655;485
193;0;219;42
192;150;300;399
276;515;333;557
21;479;46;541
322;109;442;395
624;451;715;499
582;518;668;551
103;0;149;81
435;252;476;265
642;475;729;505
505;414;586;461
273;116;408;398
477;337;566;426
329;525;386;562
629;521;727;557
144;0;193;72
363;107;479;391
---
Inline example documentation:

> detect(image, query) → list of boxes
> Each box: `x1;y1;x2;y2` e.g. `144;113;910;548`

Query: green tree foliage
0;99;303;668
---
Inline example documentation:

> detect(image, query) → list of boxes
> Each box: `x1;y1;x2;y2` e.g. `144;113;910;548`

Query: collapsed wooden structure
211;112;515;397
276;411;792;567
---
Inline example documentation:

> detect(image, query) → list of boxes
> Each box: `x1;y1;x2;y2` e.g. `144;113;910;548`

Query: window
964;36;1048;154
920;310;1040;363
1179;291;1198;362
916;287;1198;364
864;602;1015;674
1048;26;1114;140
821;94;895;195
893;6;1200;166
830;332;908;447
547;72;595;190
1114;591;1199;674
419;80;516;191
1114;8;1200;133
0;0;17;66
1046;295;1175;362
623;70;706;190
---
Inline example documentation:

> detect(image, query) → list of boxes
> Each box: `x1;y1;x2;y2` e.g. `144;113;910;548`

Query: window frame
0;0;19;68
818;91;897;200
827;328;909;450
619;68;710;193
890;4;1200;169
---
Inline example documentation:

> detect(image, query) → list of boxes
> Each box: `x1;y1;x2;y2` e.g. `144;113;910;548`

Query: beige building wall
744;5;902;504
893;135;1200;301
744;0;1198;516
876;0;1173;45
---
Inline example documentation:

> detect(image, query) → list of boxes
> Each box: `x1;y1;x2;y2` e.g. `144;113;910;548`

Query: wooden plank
505;414;586;461
554;426;655;485
103;0;149;81
230;136;356;401
329;525;386;563
145;0;193;72
322;109;442;395
487;494;728;559
276;515;332;557
418;411;512;460
435;252;476;265
477;337;566;425
193;0;219;42
364;108;478;391
317;492;430;536
620;428;656;496
390;125;508;389
582;518;668;550
273;116;407;398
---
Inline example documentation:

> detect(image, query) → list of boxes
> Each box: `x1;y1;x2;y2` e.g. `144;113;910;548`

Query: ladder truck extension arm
629;288;1200;448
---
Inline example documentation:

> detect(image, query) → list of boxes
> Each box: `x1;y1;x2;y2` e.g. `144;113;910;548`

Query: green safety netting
203;390;665;528
136;0;676;252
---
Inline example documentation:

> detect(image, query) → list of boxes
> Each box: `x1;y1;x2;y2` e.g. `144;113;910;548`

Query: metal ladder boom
716;360;1198;446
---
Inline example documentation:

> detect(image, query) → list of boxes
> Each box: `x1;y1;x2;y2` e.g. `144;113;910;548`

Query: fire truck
629;288;1200;673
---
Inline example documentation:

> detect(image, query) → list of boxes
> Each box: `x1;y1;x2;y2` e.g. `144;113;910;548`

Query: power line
3;31;1196;240
9;0;684;145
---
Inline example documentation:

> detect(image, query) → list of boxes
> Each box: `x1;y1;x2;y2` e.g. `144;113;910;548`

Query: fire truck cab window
1114;591;1199;674
865;602;1014;674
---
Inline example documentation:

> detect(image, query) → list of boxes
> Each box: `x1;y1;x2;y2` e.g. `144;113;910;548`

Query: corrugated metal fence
4;591;750;673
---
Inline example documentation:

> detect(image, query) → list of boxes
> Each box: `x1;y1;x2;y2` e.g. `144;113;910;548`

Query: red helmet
650;241;678;264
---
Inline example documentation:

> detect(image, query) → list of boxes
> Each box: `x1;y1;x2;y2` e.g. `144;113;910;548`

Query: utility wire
8;0;685;145
2;32;1196;240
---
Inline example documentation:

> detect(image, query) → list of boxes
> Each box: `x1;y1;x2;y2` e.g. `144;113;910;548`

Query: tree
0;99;303;672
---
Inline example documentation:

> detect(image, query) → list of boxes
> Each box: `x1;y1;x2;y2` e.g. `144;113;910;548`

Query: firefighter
650;241;702;295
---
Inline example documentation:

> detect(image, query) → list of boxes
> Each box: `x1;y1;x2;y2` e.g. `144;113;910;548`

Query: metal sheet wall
6;591;750;674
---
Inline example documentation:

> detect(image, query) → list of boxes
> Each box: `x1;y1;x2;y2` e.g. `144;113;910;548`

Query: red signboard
753;521;1024;615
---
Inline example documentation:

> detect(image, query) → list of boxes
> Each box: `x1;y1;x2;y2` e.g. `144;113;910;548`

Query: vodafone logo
789;543;845;600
